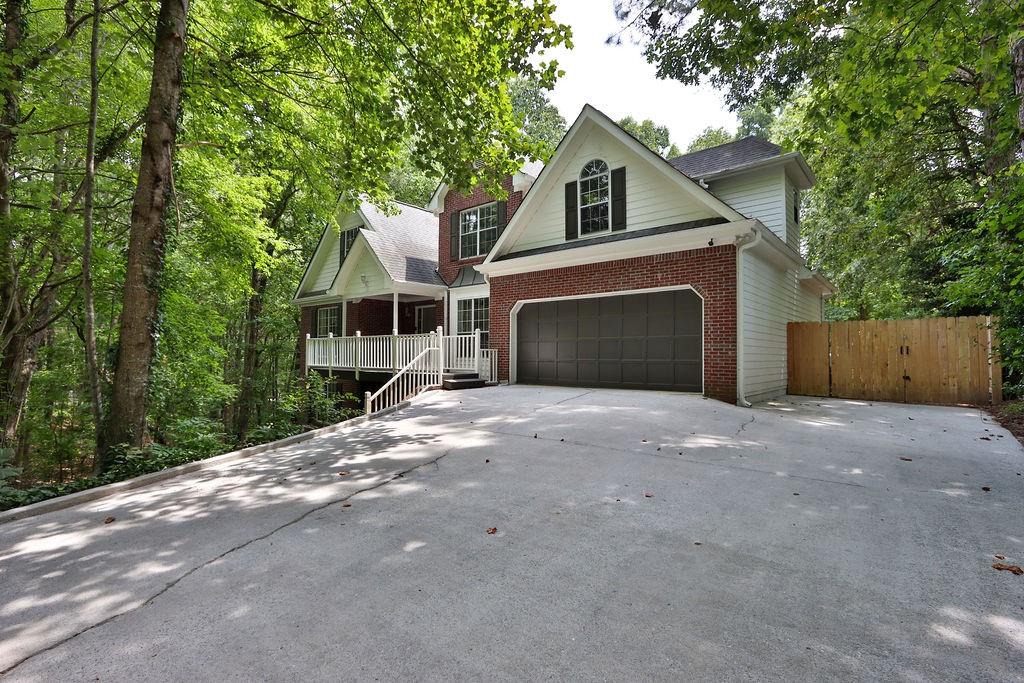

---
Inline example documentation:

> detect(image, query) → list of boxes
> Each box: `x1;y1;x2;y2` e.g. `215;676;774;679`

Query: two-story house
292;105;832;405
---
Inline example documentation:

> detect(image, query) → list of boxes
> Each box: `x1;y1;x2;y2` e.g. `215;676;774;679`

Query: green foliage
282;373;362;430
508;76;568;154
0;0;569;507
617;116;681;157
618;0;1023;381
686;126;733;153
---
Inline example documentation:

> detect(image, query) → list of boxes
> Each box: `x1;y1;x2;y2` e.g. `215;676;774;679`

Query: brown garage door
516;289;702;391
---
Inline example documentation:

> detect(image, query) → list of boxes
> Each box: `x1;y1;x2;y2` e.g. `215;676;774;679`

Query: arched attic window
579;159;610;234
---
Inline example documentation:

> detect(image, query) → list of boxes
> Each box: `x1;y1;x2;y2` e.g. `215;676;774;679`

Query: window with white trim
316;307;337;337
579;159;610;235
459;203;499;259
457;297;489;347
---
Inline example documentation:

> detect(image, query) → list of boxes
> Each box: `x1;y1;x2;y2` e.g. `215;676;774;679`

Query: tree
686;126;733;153
616;0;1024;386
508;77;567;153
617;116;681;157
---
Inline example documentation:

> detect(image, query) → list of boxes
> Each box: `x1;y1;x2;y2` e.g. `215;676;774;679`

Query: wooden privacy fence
787;317;1001;405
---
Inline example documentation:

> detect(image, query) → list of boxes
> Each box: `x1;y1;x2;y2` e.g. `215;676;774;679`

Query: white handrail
307;331;495;382
364;339;443;415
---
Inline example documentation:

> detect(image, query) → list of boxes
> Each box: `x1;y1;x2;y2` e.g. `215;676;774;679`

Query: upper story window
579;159;610;235
340;226;359;263
316;306;338;338
459;202;499;259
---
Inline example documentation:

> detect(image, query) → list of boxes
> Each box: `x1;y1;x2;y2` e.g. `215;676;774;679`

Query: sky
539;0;735;150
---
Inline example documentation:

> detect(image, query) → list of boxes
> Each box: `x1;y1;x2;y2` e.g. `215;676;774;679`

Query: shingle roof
668;136;782;178
359;201;444;286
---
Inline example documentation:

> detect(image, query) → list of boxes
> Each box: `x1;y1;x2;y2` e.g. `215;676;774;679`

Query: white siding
708;168;786;242
505;124;720;253
336;244;389;296
301;213;364;295
740;250;822;402
309;235;340;291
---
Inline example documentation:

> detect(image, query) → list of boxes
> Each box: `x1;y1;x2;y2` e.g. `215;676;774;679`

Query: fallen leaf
103;516;116;524
992;562;1023;576
995;554;1005;560
341;503;351;508
980;436;991;441
644;491;654;498
982;486;991;492
486;527;497;535
533;433;537;439
793;493;800;496
694;542;702;546
485;459;490;463
338;470;351;477
899;457;913;462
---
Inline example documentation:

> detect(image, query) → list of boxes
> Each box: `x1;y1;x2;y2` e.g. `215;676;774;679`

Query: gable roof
668;137;782;178
481;104;746;264
357;201;443;286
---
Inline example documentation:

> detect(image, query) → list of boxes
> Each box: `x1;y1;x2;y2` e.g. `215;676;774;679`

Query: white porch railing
364;341;443;416
307;328;495;381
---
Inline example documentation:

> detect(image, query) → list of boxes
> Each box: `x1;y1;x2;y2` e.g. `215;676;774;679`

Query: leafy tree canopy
686;126;733;152
617;115;681;157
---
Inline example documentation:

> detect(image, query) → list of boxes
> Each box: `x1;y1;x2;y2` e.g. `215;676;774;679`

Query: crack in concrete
735;415;756;437
0;449;453;677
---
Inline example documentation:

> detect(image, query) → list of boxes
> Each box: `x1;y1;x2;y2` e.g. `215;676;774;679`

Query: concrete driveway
1;386;1022;681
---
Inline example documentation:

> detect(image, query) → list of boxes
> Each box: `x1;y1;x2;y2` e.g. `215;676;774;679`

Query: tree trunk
1013;34;1024;159
234;178;296;444
97;0;189;469
82;0;103;442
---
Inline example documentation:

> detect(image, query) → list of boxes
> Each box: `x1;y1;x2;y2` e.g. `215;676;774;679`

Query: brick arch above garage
487;244;737;403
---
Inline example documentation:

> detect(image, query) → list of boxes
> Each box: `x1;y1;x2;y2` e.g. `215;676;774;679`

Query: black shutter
564;181;578;240
449;211;460;261
611;167;626;231
496;200;508;237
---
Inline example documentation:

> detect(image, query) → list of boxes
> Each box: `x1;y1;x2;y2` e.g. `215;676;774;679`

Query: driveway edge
0;414;375;525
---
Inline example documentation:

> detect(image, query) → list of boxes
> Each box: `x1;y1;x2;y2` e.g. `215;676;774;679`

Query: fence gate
787;317;1001;405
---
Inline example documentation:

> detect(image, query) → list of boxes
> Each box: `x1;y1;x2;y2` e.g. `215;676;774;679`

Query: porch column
340;298;347;336
392;291;399;335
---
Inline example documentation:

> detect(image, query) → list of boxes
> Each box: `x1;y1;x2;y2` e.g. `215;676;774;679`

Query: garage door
516;289;702;391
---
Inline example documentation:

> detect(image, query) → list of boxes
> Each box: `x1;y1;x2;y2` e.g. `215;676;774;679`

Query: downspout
734;227;762;407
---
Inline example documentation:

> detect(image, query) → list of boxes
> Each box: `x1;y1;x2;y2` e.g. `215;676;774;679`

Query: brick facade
488;245;738;402
437;177;525;284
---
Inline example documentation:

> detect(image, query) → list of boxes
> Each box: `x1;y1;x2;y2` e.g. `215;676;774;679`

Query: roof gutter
734;227;763;408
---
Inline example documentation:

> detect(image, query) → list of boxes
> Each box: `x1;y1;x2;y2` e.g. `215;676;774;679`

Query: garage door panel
621;338;644;361
647;338;673;361
517;289;703;392
577;340;599;360
599;339;621;359
599;362;622;383
579;317;599;338
674;335;701;361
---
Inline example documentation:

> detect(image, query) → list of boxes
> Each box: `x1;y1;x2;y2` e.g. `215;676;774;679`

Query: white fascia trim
749;224;805;270
507;284;705;393
483;104;745;264
798;270;836;296
426;183;448;215
476;219;757;278
698;152;815;190
447;283;490;332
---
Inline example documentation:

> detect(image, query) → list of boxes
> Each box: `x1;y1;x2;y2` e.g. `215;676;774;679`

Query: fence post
364;390;372;416
436;325;444;385
355;330;361;380
474;328;482;376
327;332;333;380
392;329;398;375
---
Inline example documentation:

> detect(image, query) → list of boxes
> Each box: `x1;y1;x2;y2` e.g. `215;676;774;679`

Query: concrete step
443;371;479;381
442;377;485;391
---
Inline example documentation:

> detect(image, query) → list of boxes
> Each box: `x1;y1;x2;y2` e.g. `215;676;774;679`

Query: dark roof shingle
359;201;444;286
668;136;782;178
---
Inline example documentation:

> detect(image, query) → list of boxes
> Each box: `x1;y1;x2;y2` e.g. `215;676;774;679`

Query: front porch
305;330;498;382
